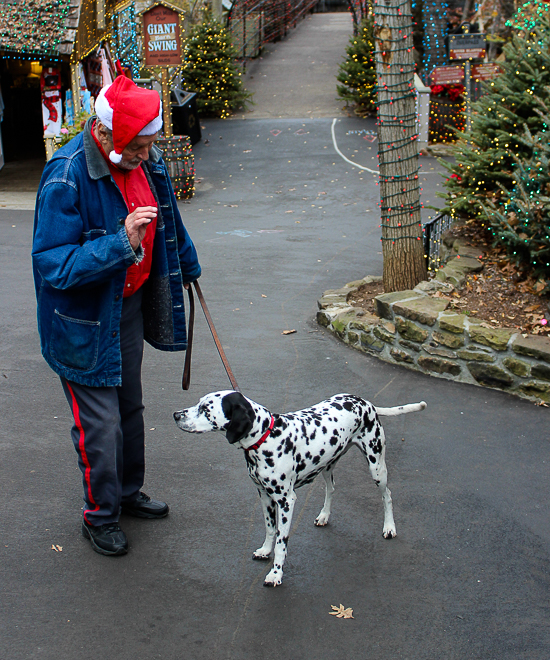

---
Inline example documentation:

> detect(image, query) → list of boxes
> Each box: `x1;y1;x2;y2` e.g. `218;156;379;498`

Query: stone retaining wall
317;241;550;404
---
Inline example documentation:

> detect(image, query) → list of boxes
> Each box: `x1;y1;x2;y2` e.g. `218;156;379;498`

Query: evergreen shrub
181;17;252;118
336;17;377;115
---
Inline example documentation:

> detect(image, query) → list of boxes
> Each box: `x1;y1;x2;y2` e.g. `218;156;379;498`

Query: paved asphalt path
2;16;550;660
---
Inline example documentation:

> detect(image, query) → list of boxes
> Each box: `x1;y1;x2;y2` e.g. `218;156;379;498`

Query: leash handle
182;281;240;392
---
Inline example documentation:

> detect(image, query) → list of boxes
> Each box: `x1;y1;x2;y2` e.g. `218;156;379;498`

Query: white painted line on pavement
331;118;379;174
331;118;440;175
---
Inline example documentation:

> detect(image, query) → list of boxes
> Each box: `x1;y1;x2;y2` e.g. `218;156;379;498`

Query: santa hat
95;76;162;164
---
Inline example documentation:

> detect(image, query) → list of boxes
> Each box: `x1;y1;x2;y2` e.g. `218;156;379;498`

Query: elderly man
32;75;201;556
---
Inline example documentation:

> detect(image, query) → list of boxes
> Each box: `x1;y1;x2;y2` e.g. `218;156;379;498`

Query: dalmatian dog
174;391;426;587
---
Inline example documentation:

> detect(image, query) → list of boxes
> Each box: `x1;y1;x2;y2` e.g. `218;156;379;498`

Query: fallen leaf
51;544;62;552
524;304;541;312
330;604;354;619
282;329;297;335
261;294;267;298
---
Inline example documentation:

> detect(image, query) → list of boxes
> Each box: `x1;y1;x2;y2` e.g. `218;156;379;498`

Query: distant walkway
233;12;353;119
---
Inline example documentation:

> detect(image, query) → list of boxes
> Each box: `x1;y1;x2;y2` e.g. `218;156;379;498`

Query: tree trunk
374;0;427;293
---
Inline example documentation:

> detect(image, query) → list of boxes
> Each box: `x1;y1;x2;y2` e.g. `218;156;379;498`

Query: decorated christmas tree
336;17;377;115
440;5;550;225
181;16;252;118
483;99;550;289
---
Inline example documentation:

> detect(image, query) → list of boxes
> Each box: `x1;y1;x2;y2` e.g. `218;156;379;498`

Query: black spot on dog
369;455;376;463
343;401;354;412
329;436;338;446
312;455;321;465
284;437;293;454
322;426;327;434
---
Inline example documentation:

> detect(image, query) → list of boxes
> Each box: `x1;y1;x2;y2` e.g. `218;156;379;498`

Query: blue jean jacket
32;118;201;387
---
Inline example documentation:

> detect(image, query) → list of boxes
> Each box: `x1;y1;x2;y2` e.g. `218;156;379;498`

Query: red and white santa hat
95;75;163;164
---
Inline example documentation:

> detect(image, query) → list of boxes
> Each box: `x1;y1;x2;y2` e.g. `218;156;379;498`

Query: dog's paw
252;551;271;561
382;526;397;539
263;569;282;587
314;513;330;526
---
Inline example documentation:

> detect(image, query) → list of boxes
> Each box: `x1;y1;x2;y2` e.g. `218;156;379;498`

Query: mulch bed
346;226;550;337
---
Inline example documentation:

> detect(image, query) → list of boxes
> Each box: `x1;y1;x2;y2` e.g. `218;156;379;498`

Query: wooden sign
429;65;464;86
449;34;486;60
140;1;185;138
143;4;182;67
472;63;503;81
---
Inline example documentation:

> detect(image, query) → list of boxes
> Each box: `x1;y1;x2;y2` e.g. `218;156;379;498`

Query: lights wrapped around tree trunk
374;0;427;292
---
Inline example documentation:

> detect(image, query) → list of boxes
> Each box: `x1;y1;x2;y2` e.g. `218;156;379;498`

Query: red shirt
92;123;157;297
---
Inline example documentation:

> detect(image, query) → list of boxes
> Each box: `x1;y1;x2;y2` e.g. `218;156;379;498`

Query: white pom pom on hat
95;76;163;164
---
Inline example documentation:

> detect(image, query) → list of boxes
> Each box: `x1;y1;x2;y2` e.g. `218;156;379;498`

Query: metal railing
227;0;319;63
423;211;454;272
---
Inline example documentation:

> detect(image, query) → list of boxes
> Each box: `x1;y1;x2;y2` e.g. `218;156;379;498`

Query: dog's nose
174;411;181;421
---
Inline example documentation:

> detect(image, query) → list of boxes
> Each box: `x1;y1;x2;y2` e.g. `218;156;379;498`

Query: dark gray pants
61;289;145;526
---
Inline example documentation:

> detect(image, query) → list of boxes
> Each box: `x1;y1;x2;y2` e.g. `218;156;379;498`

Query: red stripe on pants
66;382;100;524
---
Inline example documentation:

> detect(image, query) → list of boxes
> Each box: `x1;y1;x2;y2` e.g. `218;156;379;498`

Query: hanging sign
429;65;465;85
449;34;486;60
143;4;182;67
472;63;503;81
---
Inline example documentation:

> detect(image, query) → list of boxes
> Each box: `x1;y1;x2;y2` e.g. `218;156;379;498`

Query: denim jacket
32;118;201;387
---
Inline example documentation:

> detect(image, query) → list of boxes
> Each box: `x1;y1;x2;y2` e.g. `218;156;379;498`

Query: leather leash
182;281;240;392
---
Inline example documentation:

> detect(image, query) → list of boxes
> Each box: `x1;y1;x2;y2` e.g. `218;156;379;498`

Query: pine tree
181;17;252;119
483;100;550;289
439;7;550;227
336;17;377;115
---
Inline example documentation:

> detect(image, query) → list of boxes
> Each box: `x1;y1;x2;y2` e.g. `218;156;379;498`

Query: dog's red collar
244;416;275;452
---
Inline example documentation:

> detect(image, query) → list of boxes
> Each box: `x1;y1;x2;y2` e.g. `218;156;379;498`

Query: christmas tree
336;17;377;115
483;98;550;290
439;5;550;226
181;17;252;118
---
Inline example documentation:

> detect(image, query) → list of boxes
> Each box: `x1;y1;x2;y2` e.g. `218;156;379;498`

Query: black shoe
121;492;169;519
82;521;128;556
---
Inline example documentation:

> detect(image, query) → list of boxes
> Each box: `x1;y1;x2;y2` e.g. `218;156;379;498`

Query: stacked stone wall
317;242;550;404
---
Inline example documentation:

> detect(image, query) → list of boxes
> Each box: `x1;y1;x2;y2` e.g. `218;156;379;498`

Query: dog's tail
375;401;427;417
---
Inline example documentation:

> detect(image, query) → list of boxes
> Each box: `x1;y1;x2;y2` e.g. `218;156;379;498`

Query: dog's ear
222;392;255;444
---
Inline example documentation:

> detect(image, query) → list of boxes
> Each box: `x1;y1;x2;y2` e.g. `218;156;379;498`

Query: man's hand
125;206;157;250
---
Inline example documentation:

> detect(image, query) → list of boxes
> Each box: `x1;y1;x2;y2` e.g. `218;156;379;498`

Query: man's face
96;122;158;170
117;133;159;170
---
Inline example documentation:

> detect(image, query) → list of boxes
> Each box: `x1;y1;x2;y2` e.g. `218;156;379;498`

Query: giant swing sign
140;1;185;137
143;3;182;67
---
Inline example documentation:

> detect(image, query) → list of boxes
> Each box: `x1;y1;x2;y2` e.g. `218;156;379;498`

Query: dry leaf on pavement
329;604;354;619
